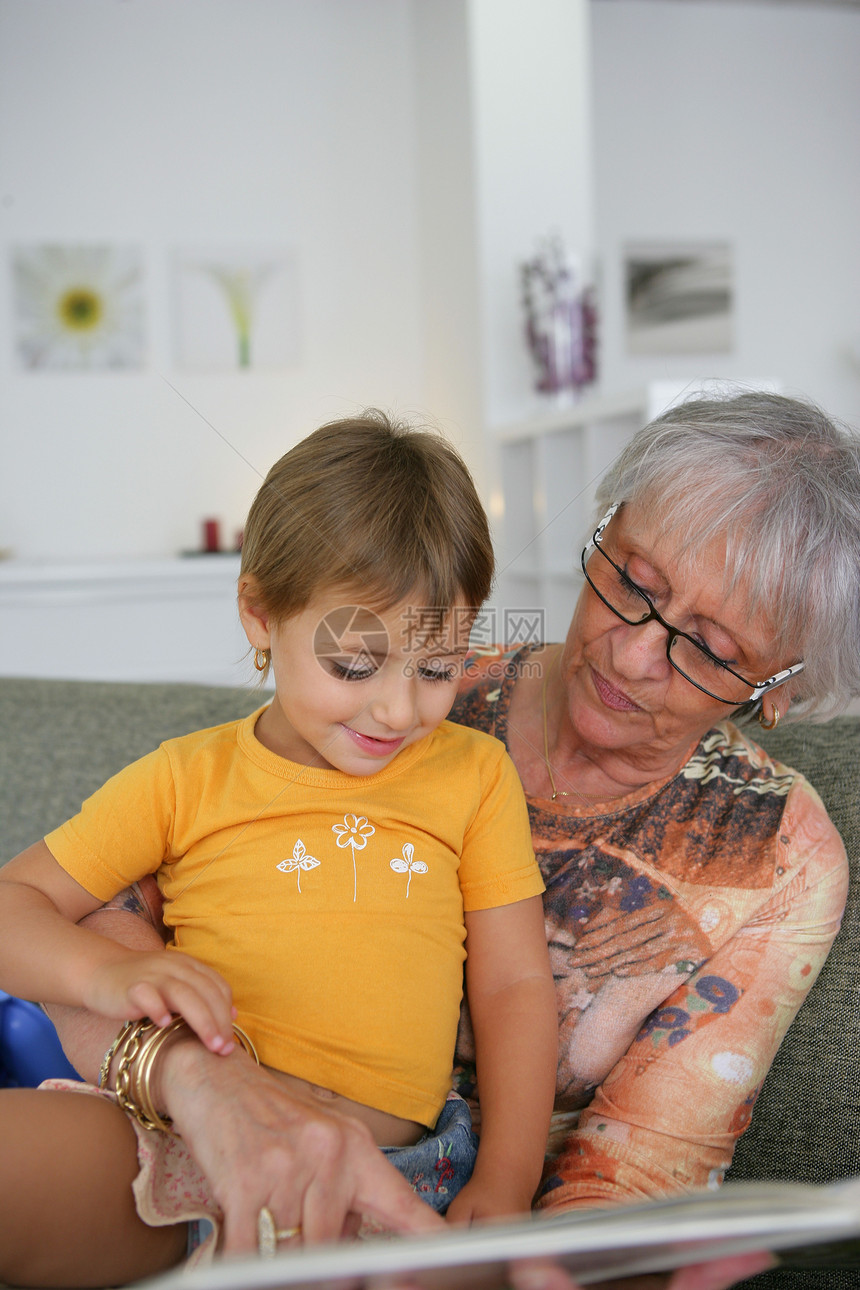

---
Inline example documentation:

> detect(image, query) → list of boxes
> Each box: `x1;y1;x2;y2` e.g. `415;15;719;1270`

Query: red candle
202;518;221;553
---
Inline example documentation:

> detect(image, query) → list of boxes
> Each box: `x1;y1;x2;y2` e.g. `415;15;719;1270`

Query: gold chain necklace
540;652;624;805
540;651;580;801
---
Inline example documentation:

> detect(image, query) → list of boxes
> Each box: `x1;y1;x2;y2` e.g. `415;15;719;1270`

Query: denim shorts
381;1092;478;1214
187;1217;214;1257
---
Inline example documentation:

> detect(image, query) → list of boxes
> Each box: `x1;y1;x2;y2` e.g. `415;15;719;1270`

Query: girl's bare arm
447;893;558;1222
0;841;234;1051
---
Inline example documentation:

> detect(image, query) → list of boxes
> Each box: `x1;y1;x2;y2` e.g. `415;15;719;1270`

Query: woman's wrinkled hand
157;1035;443;1255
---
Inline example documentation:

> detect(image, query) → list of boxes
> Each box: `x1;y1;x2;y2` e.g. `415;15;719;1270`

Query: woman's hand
84;948;236;1054
157;1034;444;1254
369;1249;775;1290
506;1251;775;1290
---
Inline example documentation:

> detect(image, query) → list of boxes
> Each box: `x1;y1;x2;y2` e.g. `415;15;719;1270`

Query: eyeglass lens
583;544;756;705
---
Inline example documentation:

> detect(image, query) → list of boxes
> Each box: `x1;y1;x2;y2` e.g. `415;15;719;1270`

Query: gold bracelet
98;1019;136;1091
114;1019;162;1130
230;1022;260;1065
133;1016;189;1132
112;1016;261;1134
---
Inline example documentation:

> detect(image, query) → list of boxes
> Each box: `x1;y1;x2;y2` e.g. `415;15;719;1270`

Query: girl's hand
445;1175;534;1225
84;950;236;1054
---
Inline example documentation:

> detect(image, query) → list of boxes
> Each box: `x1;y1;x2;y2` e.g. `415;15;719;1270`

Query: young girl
0;411;557;1280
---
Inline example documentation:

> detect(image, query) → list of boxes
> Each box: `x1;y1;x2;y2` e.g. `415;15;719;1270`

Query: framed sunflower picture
11;244;146;371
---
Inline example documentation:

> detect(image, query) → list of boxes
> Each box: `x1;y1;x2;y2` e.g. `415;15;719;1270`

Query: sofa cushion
728;717;860;1285
0;677;260;861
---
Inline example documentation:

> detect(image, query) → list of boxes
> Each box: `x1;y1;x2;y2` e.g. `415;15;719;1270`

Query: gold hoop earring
758;703;780;731
253;647;269;672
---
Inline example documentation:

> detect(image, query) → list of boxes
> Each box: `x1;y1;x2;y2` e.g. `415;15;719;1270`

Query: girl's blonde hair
240;409;494;640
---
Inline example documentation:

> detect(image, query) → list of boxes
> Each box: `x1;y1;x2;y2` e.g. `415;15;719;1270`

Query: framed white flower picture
11;244;146;371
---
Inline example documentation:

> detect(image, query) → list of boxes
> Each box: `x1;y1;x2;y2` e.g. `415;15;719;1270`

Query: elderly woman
449;390;857;1211
2;391;856;1290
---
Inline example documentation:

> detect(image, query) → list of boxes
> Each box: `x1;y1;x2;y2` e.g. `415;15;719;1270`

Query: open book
146;1175;860;1289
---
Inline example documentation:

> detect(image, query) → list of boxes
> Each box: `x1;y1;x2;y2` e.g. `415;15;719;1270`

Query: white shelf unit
0;555;262;687
489;390;649;644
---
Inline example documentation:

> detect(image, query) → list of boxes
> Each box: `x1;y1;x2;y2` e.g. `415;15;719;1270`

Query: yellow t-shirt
46;708;543;1125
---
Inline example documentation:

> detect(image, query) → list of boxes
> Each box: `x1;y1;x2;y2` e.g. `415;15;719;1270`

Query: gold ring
257;1206;302;1257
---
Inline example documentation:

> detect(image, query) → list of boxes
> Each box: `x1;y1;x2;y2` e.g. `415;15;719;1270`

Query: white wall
411;0;485;482
0;0;593;569
0;0;426;562
469;0;593;427
590;0;860;428
0;0;597;683
409;0;594;553
5;0;858;576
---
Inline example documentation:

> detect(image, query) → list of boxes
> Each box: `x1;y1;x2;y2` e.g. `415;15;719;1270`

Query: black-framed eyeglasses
581;503;805;706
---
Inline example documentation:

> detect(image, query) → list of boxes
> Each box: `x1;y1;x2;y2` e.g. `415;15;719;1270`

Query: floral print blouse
449;646;849;1210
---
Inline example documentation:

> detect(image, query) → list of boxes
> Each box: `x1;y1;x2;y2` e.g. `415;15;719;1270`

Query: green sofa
1;676;859;1289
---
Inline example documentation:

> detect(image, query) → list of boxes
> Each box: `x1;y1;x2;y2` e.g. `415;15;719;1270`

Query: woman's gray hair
595;390;860;721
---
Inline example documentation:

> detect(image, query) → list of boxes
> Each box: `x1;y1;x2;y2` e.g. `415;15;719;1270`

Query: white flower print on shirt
332;814;375;902
390;842;427;897
277;839;320;893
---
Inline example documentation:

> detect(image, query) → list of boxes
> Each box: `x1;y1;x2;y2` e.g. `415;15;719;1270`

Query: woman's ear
237;575;271;649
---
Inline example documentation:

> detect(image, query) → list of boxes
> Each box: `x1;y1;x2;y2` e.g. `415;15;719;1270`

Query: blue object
0;989;82;1087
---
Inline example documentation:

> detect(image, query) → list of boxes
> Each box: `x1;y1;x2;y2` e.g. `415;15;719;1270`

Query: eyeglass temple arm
748;661;805;702
586;502;622;554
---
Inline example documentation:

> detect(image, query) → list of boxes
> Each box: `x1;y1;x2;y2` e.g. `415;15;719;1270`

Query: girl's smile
340;725;408;758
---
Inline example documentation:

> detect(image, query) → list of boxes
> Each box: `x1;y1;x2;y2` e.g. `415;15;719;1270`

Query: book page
145;1176;860;1290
